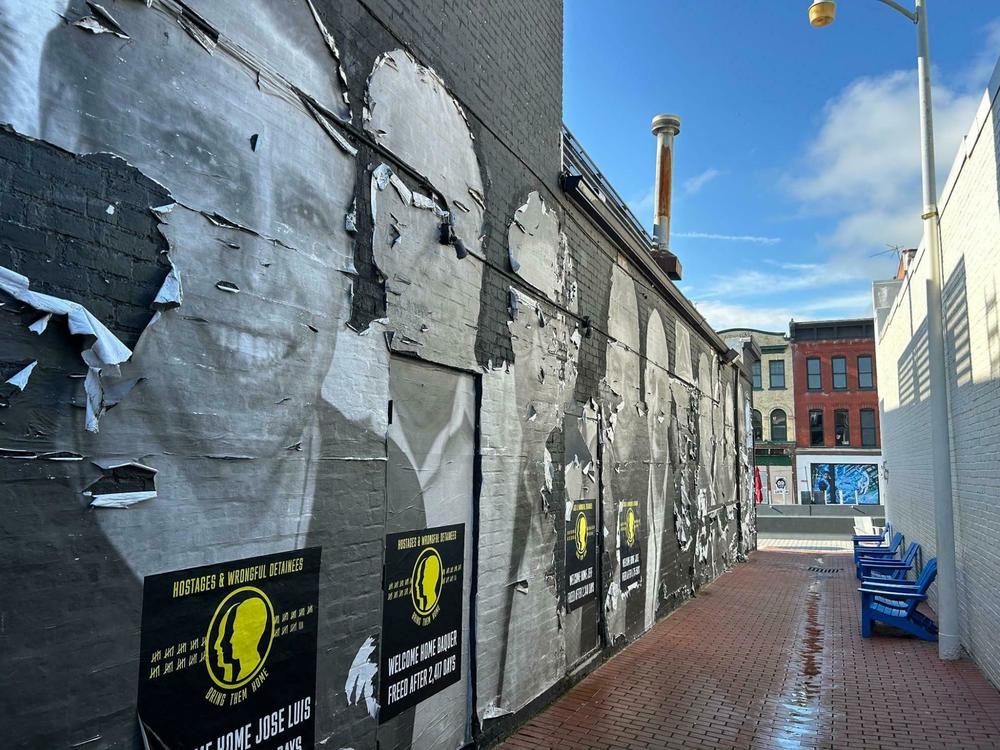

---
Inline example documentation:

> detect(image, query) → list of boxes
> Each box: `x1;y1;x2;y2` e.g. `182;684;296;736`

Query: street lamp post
809;0;961;661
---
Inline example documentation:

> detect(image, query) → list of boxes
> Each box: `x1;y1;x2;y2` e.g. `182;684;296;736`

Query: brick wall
0;1;753;747
0;129;171;350
791;339;879;449
876;57;1000;687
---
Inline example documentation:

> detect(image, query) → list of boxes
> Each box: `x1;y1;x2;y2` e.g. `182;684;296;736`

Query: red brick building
790;319;883;505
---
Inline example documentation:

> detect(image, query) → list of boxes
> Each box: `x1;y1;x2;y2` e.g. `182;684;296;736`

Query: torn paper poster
346;636;379;719
5;361;37;391
72;2;129;38
87;491;156;509
1;266;133;431
153;268;182;310
0;266;131;368
28;314;51;334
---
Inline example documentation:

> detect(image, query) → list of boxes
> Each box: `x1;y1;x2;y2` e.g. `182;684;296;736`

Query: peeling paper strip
73;2;130;39
91;458;158;474
88;491;157;509
0;449;37;459
39;452;84;462
388;172;413;206
5;361;37;391
153;268;183;310
303;0;352;109
28;314;52;334
345;636;379;719
345;199;358;233
0;266;131;368
302;97;358;156
86;2;128;34
176;6;218;53
482;702;512;720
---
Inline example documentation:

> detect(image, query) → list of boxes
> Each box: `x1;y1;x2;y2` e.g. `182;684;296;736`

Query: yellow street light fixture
808;1;836;27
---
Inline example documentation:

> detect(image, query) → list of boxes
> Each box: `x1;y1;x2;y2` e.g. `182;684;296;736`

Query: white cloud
683;167;724;194
627;187;654;221
784;21;1000;252
696;20;1000;335
702;264;864;298
674;231;781;245
696;300;793;332
961;18;1000;90
698;292;873;332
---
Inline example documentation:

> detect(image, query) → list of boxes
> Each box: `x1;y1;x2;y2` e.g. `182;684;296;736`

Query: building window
768;359;785;389
861;409;877;447
832;356;847;390
752;409;763;442
752;360;761;390
834;409;850;446
858;355;874;390
807;357;822;390
770;409;787;442
809;409;824;446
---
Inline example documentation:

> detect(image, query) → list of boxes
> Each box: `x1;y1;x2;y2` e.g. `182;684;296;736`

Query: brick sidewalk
500;549;1000;750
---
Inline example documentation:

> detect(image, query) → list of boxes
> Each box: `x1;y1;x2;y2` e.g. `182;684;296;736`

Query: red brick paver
500;549;1000;750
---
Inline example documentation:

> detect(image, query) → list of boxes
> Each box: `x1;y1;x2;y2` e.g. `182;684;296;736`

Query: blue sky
564;1;1000;331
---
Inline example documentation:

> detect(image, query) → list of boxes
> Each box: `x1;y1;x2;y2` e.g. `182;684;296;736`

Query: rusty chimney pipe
651;114;681;252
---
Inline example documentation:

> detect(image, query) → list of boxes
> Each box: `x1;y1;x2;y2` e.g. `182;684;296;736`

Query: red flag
753;466;764;504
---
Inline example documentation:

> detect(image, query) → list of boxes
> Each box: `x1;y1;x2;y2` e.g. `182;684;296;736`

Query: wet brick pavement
499;548;1000;750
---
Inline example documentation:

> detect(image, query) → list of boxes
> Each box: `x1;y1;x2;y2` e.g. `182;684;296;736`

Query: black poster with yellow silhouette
136;548;321;750
619;499;643;591
379;523;464;722
565;498;597;611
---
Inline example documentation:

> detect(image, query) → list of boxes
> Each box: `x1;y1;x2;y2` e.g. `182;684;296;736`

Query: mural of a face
481;191;580;716
364;47;486;750
367;50;485;367
606;265;642;432
2;0;360;576
603;263;649;639
0;5;376;747
43;0;353;453
644;309;671;627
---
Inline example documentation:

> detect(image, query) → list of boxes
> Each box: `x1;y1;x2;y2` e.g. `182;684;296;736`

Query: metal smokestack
651;113;681;252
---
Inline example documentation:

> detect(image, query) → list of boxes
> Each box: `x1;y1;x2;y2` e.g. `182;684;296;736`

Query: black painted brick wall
0;128;171;351
326;0;625;402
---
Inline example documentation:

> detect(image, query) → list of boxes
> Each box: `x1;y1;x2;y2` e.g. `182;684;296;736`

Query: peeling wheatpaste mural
0;2;754;749
476;191;579;719
602;263;648;642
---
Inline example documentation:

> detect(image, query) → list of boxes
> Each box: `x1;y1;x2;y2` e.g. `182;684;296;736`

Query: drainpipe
650;114;683;280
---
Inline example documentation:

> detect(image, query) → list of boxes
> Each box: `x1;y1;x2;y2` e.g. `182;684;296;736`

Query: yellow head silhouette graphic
625;508;637;546
411;548;443;617
206;587;274;689
575;512;589;560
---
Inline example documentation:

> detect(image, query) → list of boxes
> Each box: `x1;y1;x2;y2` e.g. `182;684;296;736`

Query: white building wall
875;56;1000;687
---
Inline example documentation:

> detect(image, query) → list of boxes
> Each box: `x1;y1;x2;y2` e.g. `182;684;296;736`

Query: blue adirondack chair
859;558;938;641
854;532;904;578
859;542;919;582
853;522;890;545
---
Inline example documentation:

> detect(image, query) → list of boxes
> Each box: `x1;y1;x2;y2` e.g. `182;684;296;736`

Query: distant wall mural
810;463;880;505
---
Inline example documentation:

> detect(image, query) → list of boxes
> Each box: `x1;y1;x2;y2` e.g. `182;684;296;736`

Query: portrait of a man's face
40;0;354;450
12;1;362;575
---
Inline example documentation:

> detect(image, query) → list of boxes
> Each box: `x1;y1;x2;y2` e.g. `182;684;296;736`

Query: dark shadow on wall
944;256;971;391
896;314;929;408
